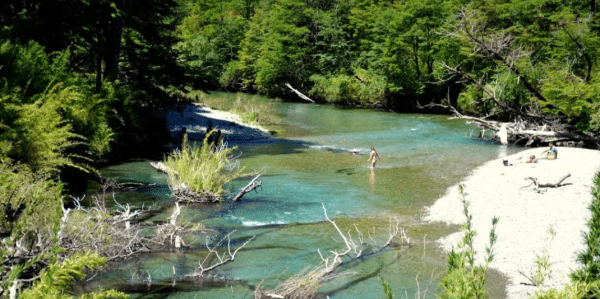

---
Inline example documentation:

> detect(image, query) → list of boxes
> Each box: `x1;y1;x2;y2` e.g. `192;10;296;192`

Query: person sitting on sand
367;146;380;169
526;155;537;163
541;143;558;160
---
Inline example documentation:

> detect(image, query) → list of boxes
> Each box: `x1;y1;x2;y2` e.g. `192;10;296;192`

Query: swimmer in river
367;146;380;169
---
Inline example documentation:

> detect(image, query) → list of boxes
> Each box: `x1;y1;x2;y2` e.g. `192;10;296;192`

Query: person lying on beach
367;146;380;169
541;143;558;160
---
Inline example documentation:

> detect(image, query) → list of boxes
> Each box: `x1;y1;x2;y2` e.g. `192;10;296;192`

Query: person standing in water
367;146;380;169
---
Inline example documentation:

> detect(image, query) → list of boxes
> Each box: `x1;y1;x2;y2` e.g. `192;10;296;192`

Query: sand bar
425;147;600;298
164;103;272;143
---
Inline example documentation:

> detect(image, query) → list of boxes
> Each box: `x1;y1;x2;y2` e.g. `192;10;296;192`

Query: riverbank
424;147;600;298
164;102;273;144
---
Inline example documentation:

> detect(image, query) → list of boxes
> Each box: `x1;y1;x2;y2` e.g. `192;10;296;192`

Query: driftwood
422;102;599;148
285;83;315;103
186;231;255;278
172;183;221;203
521;173;572;192
233;174;262;201
150;161;178;178
90;174;156;191
255;204;410;299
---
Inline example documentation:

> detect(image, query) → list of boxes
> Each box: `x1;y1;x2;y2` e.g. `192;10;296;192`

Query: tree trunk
104;0;124;80
412;37;422;78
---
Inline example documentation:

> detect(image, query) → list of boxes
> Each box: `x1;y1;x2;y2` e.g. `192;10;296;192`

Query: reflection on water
84;102;524;299
368;168;377;192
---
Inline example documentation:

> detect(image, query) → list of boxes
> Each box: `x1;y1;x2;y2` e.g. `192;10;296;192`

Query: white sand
424;147;600;298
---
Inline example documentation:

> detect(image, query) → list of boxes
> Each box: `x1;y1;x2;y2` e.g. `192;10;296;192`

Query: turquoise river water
78;102;525;298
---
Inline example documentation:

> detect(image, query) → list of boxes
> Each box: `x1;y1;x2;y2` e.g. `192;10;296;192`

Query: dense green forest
2;0;600;297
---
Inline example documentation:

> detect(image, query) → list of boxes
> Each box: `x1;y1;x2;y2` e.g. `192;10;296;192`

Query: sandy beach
164;103;272;143
425;147;600;298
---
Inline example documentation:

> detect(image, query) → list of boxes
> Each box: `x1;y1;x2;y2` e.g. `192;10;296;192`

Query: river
77;101;525;298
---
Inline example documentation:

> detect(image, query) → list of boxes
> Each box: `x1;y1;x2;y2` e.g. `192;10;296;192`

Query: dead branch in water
233;173;263;201
187;231;255;278
254;204;410;299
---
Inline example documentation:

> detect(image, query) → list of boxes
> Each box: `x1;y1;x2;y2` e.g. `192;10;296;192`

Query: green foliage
222;0;312;95
439;184;498;299
0;161;63;239
309;68;386;105
572;171;600;284
176;0;250;86
452;0;600;131
530;280;600;299
380;277;394;299
164;133;244;197
20;251;128;299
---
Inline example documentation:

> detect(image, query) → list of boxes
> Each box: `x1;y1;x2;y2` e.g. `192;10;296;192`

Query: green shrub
20;251;128;299
439;185;498;299
309;68;386;105
164;133;244;198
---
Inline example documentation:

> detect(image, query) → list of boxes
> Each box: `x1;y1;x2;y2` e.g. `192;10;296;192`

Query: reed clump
164;133;244;200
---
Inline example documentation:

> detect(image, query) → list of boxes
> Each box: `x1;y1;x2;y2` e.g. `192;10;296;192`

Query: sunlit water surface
78;102;525;298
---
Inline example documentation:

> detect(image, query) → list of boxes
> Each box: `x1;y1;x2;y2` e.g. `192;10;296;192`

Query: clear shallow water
80;102;525;298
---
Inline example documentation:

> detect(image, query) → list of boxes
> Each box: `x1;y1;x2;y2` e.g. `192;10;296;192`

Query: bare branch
187;231;255;278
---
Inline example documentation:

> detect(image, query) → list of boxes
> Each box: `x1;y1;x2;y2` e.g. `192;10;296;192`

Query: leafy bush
439;185;498;299
572;171;600;284
309;68;386;105
164;133;244;197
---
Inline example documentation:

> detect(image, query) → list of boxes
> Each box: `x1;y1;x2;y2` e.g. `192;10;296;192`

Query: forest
1;0;600;298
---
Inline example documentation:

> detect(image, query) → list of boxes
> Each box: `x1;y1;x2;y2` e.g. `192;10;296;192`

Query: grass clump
164;132;244;199
439;184;499;299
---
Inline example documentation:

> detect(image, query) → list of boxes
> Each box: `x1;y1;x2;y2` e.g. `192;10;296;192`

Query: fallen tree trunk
150;161;178;178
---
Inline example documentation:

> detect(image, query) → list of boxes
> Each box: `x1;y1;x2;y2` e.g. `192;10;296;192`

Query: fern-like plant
19;251;128;299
